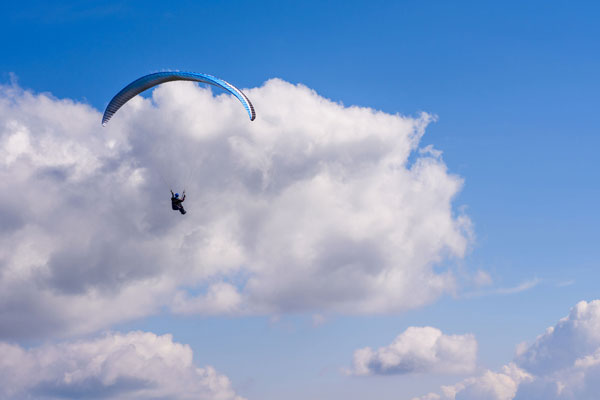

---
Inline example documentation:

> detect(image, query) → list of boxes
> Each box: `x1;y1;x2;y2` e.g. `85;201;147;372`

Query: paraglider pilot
171;190;186;215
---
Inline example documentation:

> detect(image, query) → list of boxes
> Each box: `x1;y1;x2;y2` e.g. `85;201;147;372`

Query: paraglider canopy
102;71;256;126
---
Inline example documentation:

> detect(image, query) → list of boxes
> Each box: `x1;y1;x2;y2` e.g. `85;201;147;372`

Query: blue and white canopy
102;71;256;126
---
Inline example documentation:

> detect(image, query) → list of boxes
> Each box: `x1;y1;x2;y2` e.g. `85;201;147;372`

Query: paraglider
170;190;186;215
102;71;256;216
101;71;256;126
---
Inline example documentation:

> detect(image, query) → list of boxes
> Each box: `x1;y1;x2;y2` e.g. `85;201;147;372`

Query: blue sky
1;1;600;399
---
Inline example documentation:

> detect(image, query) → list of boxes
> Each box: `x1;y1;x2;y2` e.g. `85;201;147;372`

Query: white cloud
412;364;533;400
0;78;471;339
0;331;244;400
515;300;600;375
413;300;600;400
350;326;477;375
449;364;532;400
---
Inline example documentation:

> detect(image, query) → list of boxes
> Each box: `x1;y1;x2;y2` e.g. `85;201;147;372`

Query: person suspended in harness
171;190;186;215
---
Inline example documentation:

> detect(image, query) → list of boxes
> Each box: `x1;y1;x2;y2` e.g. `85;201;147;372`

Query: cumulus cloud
413;300;600;400
350;326;477;375
0;330;243;400
0;78;470;339
515;300;600;375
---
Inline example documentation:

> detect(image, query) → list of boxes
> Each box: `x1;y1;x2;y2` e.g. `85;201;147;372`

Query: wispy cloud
493;278;540;295
462;278;540;298
556;279;575;287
